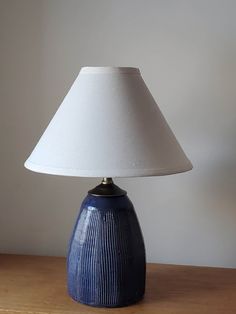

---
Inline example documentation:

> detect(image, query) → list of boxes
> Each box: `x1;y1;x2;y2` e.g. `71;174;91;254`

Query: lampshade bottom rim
24;160;193;178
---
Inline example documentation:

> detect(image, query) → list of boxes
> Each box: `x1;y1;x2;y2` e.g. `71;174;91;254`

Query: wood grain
0;254;236;313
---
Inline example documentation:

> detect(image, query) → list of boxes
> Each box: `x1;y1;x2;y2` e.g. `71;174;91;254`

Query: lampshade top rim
80;67;140;74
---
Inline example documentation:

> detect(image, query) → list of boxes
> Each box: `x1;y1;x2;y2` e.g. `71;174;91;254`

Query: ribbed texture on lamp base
67;194;146;307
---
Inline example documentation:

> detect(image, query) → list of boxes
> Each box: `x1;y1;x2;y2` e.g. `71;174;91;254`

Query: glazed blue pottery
67;181;146;307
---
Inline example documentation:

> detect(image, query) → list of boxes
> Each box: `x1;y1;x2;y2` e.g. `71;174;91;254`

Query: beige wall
1;0;236;267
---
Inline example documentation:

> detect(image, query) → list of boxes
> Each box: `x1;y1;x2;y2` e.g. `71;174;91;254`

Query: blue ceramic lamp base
67;178;146;308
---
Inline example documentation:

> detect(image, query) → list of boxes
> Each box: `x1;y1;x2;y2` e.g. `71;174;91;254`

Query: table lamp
24;67;192;308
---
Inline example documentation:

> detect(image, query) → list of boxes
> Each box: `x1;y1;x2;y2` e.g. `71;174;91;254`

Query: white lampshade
25;67;192;177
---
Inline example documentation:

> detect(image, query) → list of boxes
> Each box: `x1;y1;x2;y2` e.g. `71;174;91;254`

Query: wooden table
0;255;236;313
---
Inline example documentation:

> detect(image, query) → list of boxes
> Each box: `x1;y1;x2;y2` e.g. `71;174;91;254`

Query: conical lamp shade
25;67;192;177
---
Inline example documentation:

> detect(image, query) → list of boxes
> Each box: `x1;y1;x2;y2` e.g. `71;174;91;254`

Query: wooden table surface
0;255;236;313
